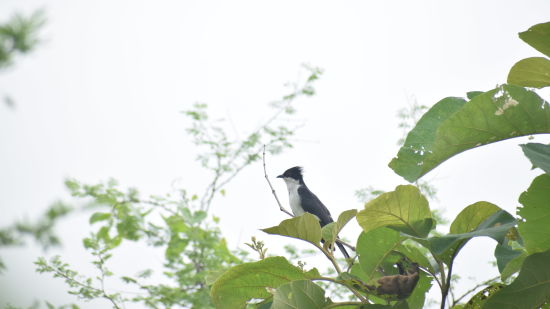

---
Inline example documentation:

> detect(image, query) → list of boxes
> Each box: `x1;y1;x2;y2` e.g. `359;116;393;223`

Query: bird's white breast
283;178;305;216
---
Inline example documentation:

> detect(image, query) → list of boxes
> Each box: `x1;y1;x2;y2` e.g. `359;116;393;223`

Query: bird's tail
336;241;350;259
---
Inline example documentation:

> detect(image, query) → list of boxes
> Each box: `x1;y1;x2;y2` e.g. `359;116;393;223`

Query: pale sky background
1;1;550;308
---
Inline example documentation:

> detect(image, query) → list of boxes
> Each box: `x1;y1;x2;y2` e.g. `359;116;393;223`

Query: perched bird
277;166;350;258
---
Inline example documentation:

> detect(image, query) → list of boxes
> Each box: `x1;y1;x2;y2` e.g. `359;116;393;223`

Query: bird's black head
277;166;304;182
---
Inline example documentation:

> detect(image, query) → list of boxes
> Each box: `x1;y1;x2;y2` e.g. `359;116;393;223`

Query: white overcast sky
1;1;550;308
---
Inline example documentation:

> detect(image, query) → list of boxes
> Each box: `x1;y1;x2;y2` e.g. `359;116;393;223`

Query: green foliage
0;201;73;273
0;10;45;69
263;213;323;245
508;57;550;88
210;257;320;308
484;249;550;309
23;66;322;309
356;185;434;238
428;202;516;265
517;174;550;254
389;85;550;182
272;280;329;309
521;143;550;175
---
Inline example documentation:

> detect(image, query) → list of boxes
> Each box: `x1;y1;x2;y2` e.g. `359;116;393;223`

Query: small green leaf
483;248;550;309
210;256;320;309
389;85;550;182
518;174;550;254
321;209;357;243
357;228;402;281
508;57;550;88
521;143;550;175
519;21;550;58
357;185;433;238
428;202;516;264
89;212;111;224
462;284;504;308
262;213;322;245
272;280;329;309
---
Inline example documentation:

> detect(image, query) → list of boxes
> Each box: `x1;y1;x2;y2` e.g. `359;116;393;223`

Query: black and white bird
277;166;350;258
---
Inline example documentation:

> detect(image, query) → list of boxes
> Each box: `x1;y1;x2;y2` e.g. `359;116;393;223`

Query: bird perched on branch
277;166;350;258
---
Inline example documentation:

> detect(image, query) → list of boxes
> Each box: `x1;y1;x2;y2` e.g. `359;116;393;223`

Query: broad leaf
462;284;504;309
406;272;432;309
494;242;524;277
518;174;550;254
210;256;320;309
429;202;516;264
500;251;528;281
389;84;550;182
356;185;434;238
521;143;550;175
396;244;435;274
357;228;402;281
508;57;550;88
519;21;550;58
262;213;322;245
322;209;357;243
272;280;329;309
483;248;550;309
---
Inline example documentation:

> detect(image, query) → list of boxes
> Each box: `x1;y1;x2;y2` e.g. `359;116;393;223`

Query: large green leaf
356;185;434;238
321;209;357;244
508;57;550;88
483;248;550;309
519;21;550;58
210;256;320;309
518;174;550;254
521;143;550;175
494;242;524;277
356;228;403;281
406;272;432;309
429;202;516;264
271;280;329;309
262;213;322;245
389;84;550;182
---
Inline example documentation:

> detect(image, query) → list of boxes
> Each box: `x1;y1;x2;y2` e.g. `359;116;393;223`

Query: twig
262;145;294;217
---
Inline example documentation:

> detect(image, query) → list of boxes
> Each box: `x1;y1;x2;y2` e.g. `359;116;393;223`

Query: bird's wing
298;186;334;226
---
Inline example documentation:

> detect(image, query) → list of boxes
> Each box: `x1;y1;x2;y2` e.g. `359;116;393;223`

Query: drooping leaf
518;174;550;254
321;209;357;243
356;228;403;281
428;202;516;264
262;213;322;245
518;21;550;58
483;248;550;309
357;185;434;238
389;84;550;182
210;256;320;309
494;242;524;276
500;251;528;281
271;280;329;309
508;57;550;88
521;143;550;175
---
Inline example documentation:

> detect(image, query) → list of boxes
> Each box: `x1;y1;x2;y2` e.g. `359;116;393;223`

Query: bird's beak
276;175;283;179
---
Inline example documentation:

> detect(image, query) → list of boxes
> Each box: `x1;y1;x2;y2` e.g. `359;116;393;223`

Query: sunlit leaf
89;212;111;224
272;280;329;309
357;185;434;238
389;85;550;182
518;174;550;254
262;213;322;245
508;57;550;88
483;248;550;309
356;228;402;281
210;256;319;309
